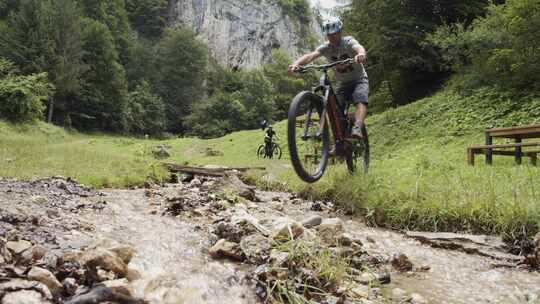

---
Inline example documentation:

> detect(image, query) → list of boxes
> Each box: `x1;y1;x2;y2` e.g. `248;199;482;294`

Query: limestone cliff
168;0;323;69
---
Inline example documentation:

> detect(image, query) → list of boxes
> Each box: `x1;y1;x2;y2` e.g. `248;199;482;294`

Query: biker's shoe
329;145;337;156
351;122;364;139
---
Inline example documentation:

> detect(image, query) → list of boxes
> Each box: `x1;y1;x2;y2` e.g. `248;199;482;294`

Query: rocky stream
1;174;540;303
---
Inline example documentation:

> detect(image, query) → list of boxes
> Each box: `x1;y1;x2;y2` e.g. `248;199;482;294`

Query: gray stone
81;248;128;278
1;290;49;304
271;219;304;242
209;239;245;261
317;218;344;245
391;253;414;272
62;278;78;296
411;293;428;304
240;234;271;264
301;215;322;229
27;267;63;295
0;279;52;300
108;244;136;264
6;240;32;255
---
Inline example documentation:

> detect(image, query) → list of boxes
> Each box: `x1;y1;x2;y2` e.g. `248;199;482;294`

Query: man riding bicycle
264;125;277;154
288;17;368;139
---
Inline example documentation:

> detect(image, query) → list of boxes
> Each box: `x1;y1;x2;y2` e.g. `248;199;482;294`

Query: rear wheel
288;91;329;183
257;145;266;159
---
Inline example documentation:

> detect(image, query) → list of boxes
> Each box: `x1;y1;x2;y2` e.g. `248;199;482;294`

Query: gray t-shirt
315;36;368;83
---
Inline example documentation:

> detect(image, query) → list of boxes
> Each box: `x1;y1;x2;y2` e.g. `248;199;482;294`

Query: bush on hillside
429;0;540;93
0;58;54;122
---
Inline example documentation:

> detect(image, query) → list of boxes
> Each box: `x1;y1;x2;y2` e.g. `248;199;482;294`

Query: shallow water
61;185;540;303
75;188;257;304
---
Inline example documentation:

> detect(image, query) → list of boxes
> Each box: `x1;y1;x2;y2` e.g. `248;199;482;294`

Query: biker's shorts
335;78;369;106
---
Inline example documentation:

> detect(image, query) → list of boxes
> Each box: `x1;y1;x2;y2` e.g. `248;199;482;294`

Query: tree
127;80;166;136
342;0;495;105
45;0;86;123
154;26;208;133
125;0;168;38
77;18;129;131
429;0;540;93
0;0;52;75
79;0;133;66
263;50;314;120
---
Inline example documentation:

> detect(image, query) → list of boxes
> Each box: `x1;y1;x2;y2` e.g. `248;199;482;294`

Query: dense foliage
342;0;507;107
1;0;537;137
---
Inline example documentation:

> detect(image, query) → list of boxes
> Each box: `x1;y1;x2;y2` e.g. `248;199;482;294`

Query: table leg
515;138;522;165
485;133;492;165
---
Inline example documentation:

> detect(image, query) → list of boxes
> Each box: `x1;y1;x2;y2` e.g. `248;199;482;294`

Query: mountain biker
288;17;368;139
264;125;277;154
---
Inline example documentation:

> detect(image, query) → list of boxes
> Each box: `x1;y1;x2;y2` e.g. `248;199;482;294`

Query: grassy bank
1;87;539;241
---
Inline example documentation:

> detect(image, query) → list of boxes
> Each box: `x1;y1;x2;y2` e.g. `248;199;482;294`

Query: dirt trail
1;176;540;303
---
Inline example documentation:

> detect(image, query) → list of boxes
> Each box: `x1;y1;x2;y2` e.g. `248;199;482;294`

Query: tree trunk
47;98;54;123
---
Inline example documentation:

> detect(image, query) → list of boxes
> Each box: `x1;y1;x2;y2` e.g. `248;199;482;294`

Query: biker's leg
351;80;369;138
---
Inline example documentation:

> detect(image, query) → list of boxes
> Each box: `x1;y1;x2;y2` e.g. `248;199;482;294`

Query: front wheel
273;144;282;160
288;91;330;183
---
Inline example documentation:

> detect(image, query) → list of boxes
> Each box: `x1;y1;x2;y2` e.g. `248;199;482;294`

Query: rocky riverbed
1;175;540;303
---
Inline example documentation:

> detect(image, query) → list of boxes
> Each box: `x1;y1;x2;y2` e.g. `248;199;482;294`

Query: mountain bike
288;58;369;183
257;141;282;159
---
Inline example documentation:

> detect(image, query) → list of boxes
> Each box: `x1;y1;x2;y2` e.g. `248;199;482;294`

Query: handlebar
295;58;355;73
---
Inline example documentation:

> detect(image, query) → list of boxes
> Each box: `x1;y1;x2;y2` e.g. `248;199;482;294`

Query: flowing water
59;184;540;304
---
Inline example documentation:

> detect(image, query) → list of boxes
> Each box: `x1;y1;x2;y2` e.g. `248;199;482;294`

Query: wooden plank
164;164;266;176
486;124;540;138
469;142;540;150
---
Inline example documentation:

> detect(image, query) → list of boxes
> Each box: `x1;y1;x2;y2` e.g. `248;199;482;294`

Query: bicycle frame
312;70;350;148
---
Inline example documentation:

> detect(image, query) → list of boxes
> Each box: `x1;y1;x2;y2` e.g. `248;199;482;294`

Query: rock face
169;0;323;69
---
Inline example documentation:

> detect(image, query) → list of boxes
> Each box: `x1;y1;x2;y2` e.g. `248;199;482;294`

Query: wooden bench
467;143;540;166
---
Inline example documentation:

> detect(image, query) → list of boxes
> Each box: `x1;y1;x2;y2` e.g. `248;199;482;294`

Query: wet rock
2;290;50;304
301;215;322;229
62;278;78;296
349;284;369;298
317;218;344;245
27;267;63;295
357;272;391;285
6;240;32;255
310;202;322;211
271;219;304;242
108;245;136;265
391;253;414;272
392;288;407;301
101;278;134;296
209;239;245;261
271;201;284;211
152;145;171;159
269;250;290;267
411;293;427;304
213;220;257;243
322;295;340;304
126;268;142;282
96;268;116;282
240;234;271;264
65;285;144;304
81;248;128;279
189;178;202;187
223;174;257;201
0;279;53;301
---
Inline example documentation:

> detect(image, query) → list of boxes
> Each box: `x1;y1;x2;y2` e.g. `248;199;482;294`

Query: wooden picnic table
484;124;540;165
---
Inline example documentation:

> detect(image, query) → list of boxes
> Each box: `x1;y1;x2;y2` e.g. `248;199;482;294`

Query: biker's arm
288;51;322;74
352;44;367;64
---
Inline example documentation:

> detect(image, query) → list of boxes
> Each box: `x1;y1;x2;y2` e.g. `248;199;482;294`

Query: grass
1;86;539;242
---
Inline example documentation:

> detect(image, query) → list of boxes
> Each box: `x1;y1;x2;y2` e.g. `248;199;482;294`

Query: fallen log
164;163;265;177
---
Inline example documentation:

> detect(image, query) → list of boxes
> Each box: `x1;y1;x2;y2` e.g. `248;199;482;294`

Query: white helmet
321;17;343;35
